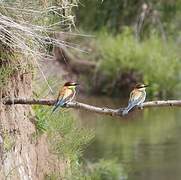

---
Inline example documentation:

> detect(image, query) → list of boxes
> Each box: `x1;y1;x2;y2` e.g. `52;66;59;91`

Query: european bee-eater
122;83;148;116
52;82;79;113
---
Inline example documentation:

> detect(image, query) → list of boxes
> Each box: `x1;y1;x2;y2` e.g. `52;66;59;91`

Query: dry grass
0;0;79;91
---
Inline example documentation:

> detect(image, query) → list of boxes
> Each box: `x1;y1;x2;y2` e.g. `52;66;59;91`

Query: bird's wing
57;87;74;105
123;90;143;115
129;90;142;105
56;87;66;103
63;88;75;103
52;88;74;113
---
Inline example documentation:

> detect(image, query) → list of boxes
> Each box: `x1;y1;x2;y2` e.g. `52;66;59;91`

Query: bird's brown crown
64;82;79;86
135;83;148;89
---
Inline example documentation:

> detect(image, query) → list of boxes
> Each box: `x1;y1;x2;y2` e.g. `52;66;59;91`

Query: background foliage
75;0;181;97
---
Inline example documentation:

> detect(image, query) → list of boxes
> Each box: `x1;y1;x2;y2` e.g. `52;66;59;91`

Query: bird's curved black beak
144;84;149;87
75;83;80;86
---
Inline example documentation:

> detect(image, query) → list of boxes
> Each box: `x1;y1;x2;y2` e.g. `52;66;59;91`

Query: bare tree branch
2;98;181;117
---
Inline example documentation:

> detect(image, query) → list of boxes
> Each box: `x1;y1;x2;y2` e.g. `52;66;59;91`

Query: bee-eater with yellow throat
52;82;79;113
122;83;148;116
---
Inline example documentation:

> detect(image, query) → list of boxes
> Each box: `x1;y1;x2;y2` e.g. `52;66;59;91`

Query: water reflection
77;96;181;180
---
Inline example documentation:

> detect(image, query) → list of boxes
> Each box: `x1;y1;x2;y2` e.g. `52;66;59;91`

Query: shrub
97;28;181;97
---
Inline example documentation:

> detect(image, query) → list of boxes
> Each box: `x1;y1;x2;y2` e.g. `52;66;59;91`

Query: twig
2;98;181;117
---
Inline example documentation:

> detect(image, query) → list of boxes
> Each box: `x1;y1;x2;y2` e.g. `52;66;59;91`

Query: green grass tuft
83;159;127;180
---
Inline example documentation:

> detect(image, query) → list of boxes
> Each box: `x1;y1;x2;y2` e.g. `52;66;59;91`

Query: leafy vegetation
45;158;126;180
77;0;180;34
97;28;181;97
83;159;127;180
33;105;91;178
33;105;127;179
74;0;181;98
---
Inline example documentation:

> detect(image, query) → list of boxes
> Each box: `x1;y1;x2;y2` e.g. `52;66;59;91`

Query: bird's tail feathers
51;100;65;114
52;104;59;113
122;103;135;116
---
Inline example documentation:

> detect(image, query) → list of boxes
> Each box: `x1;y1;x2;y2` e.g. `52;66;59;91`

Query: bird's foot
62;103;67;108
138;104;143;109
117;108;124;116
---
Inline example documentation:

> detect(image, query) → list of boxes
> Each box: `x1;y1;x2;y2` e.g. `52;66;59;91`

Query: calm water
78;96;181;180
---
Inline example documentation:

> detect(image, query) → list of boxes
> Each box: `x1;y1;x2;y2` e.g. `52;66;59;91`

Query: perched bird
52;82;79;113
122;83;148;116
